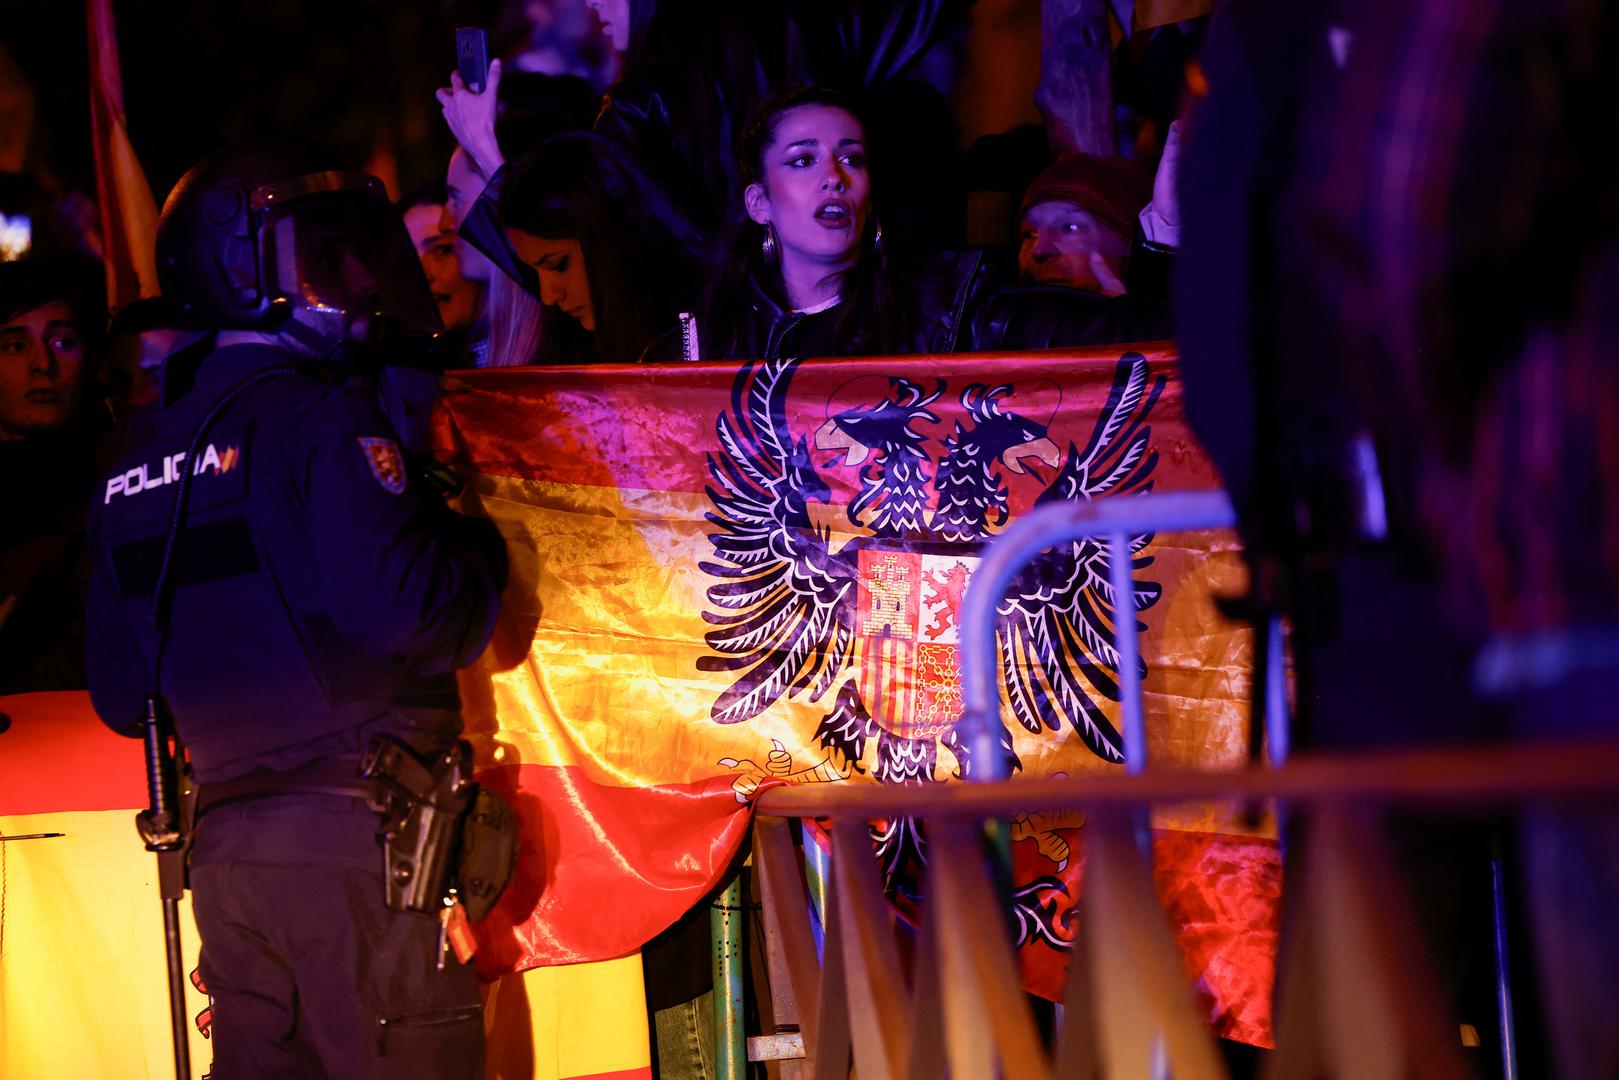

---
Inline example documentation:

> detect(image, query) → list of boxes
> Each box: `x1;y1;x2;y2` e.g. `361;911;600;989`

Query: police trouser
190;792;484;1080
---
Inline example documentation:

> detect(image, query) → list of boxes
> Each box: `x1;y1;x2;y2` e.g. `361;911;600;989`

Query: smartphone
456;27;491;94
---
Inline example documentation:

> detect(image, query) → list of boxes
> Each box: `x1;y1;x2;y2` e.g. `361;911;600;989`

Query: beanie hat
1018;154;1151;239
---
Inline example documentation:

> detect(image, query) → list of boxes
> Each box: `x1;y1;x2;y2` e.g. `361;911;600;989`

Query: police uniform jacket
85;343;508;783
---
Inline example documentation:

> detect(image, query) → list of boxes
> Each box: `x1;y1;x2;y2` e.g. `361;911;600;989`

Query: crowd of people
419;37;1176;376
2;1;1190;681
3;0;1616;1077
4;6;1187;1077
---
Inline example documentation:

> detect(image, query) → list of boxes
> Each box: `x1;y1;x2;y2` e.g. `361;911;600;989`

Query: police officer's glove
405;448;466;501
136;806;184;850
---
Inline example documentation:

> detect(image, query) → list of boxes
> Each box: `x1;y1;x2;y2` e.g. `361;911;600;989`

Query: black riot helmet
154;139;441;356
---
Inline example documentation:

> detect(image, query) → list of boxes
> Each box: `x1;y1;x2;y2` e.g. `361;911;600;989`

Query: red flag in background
86;0;159;313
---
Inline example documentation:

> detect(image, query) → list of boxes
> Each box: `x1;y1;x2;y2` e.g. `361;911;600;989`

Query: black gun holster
363;736;517;923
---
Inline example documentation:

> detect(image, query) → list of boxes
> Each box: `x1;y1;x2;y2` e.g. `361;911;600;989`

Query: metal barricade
957;490;1264;780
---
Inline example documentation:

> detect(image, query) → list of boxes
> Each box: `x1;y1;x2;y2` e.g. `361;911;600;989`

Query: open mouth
814;199;853;229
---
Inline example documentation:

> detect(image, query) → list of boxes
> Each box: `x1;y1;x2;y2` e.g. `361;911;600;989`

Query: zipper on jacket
679;312;702;362
765;313;803;360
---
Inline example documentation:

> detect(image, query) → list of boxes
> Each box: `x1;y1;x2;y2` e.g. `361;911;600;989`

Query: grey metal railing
958;491;1272;782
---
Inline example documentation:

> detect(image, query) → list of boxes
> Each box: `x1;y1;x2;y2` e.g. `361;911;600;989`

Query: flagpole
86;0;159;315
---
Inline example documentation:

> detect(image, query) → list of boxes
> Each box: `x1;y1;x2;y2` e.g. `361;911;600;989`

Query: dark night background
0;0;1195;267
0;0;607;204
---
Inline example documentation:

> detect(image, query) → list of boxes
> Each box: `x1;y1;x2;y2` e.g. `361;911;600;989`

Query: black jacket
0;425;100;693
85;343;508;782
717;248;1172;360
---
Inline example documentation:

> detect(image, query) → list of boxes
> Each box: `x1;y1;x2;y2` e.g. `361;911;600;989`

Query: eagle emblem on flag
698;353;1165;868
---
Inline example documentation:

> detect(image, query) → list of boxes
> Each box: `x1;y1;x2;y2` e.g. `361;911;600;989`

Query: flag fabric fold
87;0;159;312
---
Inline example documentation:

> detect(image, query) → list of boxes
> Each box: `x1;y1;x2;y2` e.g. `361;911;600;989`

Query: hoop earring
760;224;778;261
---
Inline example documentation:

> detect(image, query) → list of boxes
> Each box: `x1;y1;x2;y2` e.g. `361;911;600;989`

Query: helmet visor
262;188;442;340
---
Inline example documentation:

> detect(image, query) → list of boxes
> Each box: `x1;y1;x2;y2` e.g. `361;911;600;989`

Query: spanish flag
436;345;1281;1048
0;691;213;1078
0;693;650;1080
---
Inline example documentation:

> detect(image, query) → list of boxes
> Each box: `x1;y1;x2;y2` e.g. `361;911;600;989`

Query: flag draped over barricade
435;344;1282;1047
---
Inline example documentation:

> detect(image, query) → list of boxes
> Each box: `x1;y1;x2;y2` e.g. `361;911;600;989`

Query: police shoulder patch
359;436;407;494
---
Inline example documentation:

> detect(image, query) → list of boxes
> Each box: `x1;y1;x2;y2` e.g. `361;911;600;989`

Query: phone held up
455;27;491;94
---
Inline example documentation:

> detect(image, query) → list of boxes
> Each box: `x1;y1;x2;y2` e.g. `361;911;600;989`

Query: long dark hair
500;133;704;362
705;85;908;359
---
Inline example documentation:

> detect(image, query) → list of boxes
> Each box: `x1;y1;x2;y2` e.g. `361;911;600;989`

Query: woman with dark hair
706;86;901;359
499;133;706;364
436;61;600;367
706;85;1173;362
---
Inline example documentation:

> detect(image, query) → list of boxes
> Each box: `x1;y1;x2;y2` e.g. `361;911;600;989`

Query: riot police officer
84;141;508;1079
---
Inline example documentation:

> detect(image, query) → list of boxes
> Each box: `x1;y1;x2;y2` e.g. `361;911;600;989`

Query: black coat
715;248;1172;361
0;426;100;693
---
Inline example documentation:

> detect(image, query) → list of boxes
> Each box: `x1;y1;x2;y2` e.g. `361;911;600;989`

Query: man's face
0;299;86;439
404;203;482;333
1018;200;1130;293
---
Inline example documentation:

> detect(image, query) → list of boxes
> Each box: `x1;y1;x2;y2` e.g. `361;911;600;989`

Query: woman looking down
499;134;706;363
